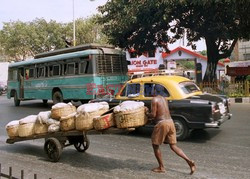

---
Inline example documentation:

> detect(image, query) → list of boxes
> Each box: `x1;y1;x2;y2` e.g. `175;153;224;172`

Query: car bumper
205;113;232;128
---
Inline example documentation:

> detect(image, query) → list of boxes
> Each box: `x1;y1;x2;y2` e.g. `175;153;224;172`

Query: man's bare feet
188;160;196;175
151;167;166;173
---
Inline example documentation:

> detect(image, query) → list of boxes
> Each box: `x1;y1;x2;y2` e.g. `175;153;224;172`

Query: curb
229;97;250;104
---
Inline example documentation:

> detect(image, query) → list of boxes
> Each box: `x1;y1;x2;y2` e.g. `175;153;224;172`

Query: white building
126;46;225;82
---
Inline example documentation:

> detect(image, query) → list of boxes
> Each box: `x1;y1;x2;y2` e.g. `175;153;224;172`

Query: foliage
98;0;250;82
0;16;108;61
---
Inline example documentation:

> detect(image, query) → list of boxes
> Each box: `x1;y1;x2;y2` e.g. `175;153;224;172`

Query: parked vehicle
92;75;232;140
7;44;128;106
0;81;7;95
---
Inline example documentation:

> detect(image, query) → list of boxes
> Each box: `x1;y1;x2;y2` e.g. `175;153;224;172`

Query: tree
0;21;33;60
0;16;108;61
67;16;108;46
98;0;250;82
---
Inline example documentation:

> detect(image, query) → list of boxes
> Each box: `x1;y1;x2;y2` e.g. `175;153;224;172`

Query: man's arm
147;97;157;119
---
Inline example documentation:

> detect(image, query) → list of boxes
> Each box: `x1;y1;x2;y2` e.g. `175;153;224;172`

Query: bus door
18;68;24;99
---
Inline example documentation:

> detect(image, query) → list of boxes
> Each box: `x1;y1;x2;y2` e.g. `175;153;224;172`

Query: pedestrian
145;84;196;174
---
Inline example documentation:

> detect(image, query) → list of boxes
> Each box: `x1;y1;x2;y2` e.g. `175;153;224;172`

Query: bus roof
35;43;120;59
9;45;125;68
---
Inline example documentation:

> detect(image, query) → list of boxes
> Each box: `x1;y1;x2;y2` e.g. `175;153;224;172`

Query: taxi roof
128;75;189;84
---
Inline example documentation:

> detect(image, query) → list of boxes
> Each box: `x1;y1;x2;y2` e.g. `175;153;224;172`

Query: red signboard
226;66;250;76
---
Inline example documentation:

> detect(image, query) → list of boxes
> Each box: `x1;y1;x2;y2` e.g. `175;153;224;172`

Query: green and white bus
7;44;128;106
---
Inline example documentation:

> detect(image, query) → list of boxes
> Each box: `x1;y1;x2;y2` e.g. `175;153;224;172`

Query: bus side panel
23;79;51;99
7;81;19;99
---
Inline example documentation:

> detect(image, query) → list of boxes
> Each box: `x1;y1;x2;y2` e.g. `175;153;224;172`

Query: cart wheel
44;138;62;162
74;135;90;152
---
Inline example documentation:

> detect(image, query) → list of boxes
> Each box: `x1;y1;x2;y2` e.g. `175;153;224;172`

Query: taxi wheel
174;118;189;141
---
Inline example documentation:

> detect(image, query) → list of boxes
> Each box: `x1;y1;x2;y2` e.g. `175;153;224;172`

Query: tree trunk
203;37;220;82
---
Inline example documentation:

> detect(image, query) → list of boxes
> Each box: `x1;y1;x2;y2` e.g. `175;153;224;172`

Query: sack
51;103;76;120
60;113;76;131
75;108;108;130
93;113;115;130
6;120;19;139
115;107;148;128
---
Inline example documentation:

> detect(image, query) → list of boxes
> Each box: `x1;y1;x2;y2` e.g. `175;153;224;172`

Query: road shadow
0;142;152;172
126;127;222;143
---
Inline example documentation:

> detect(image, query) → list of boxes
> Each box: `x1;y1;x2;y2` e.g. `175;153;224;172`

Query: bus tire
14;91;20;106
52;91;63;105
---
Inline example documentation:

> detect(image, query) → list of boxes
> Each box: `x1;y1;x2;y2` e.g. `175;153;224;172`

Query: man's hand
144;107;149;116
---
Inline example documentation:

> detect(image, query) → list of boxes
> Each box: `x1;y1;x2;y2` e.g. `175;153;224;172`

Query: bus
7;44;128;106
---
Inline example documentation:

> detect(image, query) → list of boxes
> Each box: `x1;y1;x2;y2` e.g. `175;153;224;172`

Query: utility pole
73;0;76;46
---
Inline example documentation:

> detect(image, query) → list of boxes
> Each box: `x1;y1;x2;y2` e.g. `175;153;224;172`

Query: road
0;96;250;179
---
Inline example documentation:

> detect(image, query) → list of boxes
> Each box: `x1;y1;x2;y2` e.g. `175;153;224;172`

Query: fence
199;80;250;97
0;163;51;179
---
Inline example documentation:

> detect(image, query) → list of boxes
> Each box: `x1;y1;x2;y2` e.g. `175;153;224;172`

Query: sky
0;0;206;51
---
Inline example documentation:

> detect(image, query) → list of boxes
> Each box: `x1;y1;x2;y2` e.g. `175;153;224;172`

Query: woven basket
75;109;108;131
60;114;76;131
18;123;35;137
34;123;48;135
51;105;76;120
93;113;115;130
6;124;19;139
115;107;147;128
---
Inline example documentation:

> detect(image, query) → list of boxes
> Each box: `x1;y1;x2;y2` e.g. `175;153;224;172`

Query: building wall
238;40;250;61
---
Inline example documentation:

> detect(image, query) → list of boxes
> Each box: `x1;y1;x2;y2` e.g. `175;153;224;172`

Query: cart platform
6;127;135;162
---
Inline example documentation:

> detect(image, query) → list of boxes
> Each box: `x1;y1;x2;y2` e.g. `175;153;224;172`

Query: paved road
0;96;250;179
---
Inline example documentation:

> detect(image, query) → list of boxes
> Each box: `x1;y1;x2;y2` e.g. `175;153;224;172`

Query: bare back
151;95;172;122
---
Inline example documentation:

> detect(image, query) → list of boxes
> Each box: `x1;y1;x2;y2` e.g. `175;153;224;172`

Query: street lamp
72;0;95;46
73;0;76;46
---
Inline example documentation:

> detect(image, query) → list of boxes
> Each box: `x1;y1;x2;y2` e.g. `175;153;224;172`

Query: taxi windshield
179;81;201;94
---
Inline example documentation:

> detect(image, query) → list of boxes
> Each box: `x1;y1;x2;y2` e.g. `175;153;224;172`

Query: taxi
93;75;232;140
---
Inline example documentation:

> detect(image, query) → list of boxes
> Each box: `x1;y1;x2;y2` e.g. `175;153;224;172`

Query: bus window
45;66;48;77
75;63;79;74
79;61;87;74
53;65;60;76
8;69;13;80
25;69;29;80
38;67;45;78
49;66;53;76
67;63;75;75
29;68;34;78
86;61;93;74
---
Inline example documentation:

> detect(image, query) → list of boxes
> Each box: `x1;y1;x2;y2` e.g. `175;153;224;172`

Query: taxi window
179;81;200;94
120;83;140;97
144;83;170;97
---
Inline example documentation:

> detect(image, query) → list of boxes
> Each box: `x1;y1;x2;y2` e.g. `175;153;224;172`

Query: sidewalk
229;97;250;104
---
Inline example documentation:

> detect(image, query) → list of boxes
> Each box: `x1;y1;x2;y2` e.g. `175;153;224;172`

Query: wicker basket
51;105;76;120
60;114;76;131
93;113;115;130
6;122;19;139
115;107;148;128
34;123;48;135
18;123;36;137
75;109;108;131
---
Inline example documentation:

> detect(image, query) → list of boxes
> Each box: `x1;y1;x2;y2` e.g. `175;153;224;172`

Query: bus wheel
52;91;63;104
14;91;20;106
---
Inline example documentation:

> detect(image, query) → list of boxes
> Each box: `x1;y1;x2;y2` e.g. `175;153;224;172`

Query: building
231;40;250;61
126;46;225;83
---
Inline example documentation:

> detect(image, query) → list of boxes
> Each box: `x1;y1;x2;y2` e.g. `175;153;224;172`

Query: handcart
6;128;134;162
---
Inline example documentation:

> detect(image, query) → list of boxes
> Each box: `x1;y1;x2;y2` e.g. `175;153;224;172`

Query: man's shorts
151;120;177;145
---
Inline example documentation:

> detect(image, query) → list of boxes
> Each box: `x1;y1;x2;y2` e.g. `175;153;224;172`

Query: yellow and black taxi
93;75;232;140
